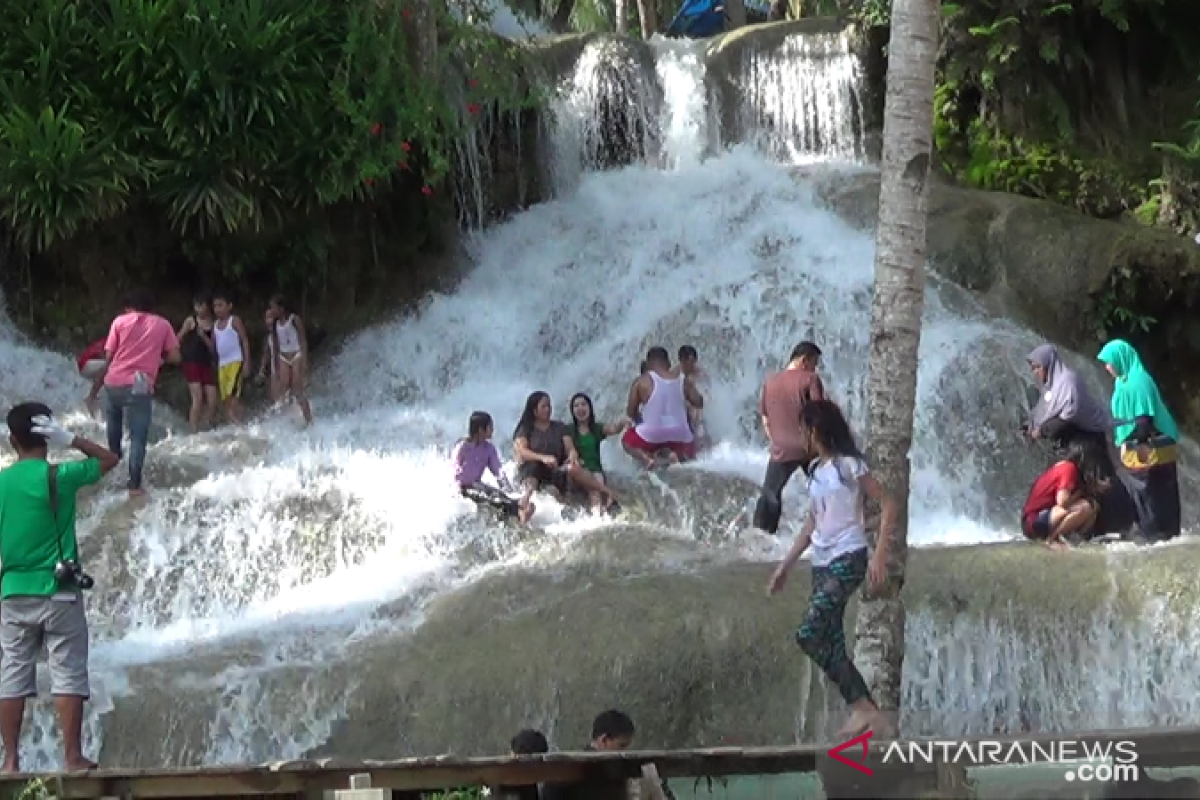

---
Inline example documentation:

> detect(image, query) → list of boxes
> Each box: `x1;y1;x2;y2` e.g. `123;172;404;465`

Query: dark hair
468;411;493;439
269;294;292;315
1064;440;1109;497
6;402;53;451
790;341;822;362
645;346;670;368
591;709;635;741
510;728;549;755
123;288;155;313
192;292;212;309
568;392;598;435
678;345;698;362
638;361;648;374
801;400;864;484
212;289;233;304
513;391;550;441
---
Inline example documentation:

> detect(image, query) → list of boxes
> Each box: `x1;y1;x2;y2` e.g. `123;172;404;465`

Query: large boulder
811;170;1200;434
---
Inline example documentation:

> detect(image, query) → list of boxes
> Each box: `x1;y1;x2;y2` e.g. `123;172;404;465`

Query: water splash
0;25;1192;768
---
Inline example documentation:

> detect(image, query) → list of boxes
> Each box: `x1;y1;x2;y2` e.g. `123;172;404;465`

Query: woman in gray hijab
1025;344;1112;447
1024;344;1144;539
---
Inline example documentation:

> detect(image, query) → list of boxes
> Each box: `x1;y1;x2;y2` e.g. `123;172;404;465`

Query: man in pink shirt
98;289;181;496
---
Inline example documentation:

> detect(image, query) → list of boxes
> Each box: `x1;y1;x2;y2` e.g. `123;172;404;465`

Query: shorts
0;595;90;699
182;361;217;387
218;361;243;400
1022;509;1052;540
279;351;304;367
80;359;107;381
622;427;697;461
517;460;570;495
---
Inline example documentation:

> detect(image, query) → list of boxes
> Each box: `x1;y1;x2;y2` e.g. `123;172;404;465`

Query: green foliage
424;789;483;800
0;0;538;310
1094;264;1157;340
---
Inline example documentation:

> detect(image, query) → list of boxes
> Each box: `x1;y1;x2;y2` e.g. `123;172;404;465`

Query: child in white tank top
268;294;313;425
211;293;251;423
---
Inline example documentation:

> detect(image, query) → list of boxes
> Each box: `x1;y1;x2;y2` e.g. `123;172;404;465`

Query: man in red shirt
1021;452;1099;548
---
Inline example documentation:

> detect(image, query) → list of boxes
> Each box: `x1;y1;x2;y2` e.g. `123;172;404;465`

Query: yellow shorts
218;361;243;400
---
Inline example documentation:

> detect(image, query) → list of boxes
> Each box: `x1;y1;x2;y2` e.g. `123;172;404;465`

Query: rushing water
0;26;1194;768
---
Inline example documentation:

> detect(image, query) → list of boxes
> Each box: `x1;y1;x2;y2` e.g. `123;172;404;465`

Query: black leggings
796;549;871;706
753;458;808;534
461;482;519;518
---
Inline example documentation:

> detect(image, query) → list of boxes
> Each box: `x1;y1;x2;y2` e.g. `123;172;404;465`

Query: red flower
365;178;374;186
421;186;433;196
400;141;412;152
370;122;382;137
398;161;410;171
466;103;481;115
468;79;479;89
402;7;412;17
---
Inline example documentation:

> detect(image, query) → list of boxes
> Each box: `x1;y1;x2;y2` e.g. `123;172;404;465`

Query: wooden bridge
1;726;1199;800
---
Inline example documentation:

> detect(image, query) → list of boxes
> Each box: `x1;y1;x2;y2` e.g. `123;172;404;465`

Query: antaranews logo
826;730;875;776
825;731;1141;784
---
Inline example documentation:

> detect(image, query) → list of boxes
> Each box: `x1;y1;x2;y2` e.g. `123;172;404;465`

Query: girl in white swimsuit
268;294;313;425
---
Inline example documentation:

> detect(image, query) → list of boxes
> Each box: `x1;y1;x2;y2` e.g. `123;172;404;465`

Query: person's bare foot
128;488;147;499
864;706;898;739
63;756;97;772
836;705;877;739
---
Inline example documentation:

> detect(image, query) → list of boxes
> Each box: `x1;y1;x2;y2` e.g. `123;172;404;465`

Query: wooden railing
2;726;1199;800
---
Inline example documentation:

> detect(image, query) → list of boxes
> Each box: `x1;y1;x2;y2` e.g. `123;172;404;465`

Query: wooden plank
5;725;1200;799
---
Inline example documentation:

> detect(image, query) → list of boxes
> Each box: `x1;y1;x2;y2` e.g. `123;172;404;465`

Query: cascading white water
0;24;1193;768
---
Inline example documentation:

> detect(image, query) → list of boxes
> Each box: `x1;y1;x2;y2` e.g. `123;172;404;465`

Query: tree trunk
726;0;747;30
853;0;938;733
615;0;628;34
635;0;656;38
550;0;576;31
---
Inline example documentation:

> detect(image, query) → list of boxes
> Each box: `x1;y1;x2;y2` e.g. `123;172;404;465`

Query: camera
54;560;95;591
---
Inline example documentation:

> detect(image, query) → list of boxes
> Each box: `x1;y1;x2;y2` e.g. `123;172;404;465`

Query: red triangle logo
827;729;874;776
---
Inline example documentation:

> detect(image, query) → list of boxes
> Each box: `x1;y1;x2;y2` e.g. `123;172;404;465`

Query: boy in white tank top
622;346;704;468
212;291;251;424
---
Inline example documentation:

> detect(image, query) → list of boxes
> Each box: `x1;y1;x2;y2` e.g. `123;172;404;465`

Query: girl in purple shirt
453;412;524;520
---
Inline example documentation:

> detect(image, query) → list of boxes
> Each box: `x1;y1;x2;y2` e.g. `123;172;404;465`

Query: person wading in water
755;341;825;535
767;400;896;738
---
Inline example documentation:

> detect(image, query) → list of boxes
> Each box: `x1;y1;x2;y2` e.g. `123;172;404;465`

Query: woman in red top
1021;442;1103;547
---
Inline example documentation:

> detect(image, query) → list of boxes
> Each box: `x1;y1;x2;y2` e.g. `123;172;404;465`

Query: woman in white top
267;294;313;425
767;399;897;739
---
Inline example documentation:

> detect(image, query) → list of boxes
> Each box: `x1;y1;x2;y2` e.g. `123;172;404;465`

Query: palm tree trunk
615;0;628;33
853;0;938;733
635;0;657;38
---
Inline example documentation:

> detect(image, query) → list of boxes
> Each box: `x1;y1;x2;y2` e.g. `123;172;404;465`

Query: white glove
31;415;75;449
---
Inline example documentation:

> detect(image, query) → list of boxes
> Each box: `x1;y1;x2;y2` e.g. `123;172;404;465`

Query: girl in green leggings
767;400;898;739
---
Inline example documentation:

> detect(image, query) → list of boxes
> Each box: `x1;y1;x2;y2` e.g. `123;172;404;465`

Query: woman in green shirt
569;392;629;513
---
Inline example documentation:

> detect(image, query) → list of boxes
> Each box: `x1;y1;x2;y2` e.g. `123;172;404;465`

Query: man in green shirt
0;403;118;772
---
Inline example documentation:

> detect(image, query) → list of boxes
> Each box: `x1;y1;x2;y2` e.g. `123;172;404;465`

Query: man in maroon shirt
754;341;826;535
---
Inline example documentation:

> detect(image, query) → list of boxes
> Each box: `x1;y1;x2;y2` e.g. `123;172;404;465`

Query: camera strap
47;464;67;564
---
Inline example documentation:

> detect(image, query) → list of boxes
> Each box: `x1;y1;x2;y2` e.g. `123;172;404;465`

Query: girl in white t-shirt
767;400;897;739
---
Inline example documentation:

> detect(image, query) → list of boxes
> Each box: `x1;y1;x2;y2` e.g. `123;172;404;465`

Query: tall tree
853;0;939;733
635;0;657;37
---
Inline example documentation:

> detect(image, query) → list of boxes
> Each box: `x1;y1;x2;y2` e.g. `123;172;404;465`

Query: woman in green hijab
1097;339;1181;541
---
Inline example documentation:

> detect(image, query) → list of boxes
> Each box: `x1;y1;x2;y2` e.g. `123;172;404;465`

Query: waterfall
0;20;1193;769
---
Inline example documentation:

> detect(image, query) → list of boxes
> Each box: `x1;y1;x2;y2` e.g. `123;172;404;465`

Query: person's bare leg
519;479;538;523
0;697;24;772
838;698;880;738
566;465;616;502
53;695;95;771
202;386;218;430
1047;501;1096;546
292;361;313;425
623;442;655;470
187;384;203;432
